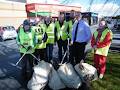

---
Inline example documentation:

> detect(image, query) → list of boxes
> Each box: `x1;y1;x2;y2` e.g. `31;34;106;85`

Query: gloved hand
27;46;32;51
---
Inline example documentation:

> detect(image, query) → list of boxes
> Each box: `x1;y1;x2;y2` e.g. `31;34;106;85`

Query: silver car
0;26;17;41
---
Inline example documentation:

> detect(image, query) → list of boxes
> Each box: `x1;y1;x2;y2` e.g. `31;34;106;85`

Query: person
68;10;75;64
91;18;113;79
55;13;69;63
71;12;92;65
16;19;36;84
45;16;55;63
33;19;48;64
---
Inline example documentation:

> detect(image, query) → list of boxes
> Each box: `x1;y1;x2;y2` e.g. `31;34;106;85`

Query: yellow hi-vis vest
68;20;73;39
46;22;55;44
56;21;69;40
93;28;113;56
34;26;46;49
18;27;35;54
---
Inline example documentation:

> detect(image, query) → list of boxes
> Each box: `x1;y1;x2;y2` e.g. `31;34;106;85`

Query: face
58;14;64;22
99;20;106;29
75;13;82;20
70;11;75;19
45;17;51;24
24;25;30;31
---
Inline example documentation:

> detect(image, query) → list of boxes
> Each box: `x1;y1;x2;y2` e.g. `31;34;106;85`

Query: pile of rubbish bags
27;60;98;90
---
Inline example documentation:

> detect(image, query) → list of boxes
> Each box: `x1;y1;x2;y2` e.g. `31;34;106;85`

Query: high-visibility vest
93;28;113;56
33;26;46;49
55;21;69;40
18;27;35;54
46;22;55;44
68;20;73;39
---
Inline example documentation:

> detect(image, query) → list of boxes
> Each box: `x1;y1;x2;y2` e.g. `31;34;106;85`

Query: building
25;3;81;20
0;0;27;29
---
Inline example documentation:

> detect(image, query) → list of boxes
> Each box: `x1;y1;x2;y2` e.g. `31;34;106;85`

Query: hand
79;59;84;70
69;41;73;46
93;45;97;50
27;46;32;51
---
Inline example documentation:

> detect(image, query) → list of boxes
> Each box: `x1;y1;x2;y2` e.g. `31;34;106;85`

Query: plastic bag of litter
57;63;82;89
48;67;66;90
74;63;98;81
27;60;52;90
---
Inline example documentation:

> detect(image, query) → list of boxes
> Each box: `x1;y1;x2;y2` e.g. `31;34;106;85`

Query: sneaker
99;74;104;79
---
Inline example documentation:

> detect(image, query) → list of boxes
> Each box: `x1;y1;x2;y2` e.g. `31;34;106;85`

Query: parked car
0;26;17;41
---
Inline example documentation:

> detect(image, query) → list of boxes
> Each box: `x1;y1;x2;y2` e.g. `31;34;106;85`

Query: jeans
46;44;53;63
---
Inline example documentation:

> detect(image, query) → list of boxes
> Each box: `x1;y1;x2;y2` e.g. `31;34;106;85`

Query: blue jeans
46;44;53;62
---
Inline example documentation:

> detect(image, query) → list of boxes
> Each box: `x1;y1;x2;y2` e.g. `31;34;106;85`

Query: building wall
0;1;27;29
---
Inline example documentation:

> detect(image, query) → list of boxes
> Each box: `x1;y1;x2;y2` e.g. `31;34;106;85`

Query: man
91;18;113;79
45;16;55;63
71;12;92;65
55;13;69;63
34;20;48;64
16;19;36;83
68;10;75;63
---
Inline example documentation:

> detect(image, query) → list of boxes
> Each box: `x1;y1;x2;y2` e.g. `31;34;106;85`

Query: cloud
68;2;87;12
90;3;119;16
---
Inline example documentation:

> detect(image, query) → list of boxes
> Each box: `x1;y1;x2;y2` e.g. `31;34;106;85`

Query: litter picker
15;45;40;66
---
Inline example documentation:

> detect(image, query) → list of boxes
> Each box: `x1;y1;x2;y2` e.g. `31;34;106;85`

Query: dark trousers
71;42;86;65
57;39;68;63
20;53;33;81
34;49;46;64
46;44;53;63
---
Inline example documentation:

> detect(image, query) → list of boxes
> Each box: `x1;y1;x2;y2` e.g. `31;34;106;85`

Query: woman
91;18;113;79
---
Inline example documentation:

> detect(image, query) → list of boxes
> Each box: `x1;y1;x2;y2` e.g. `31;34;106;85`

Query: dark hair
99;18;109;29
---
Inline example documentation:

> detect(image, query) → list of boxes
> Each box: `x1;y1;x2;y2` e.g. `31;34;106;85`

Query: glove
27;46;32;51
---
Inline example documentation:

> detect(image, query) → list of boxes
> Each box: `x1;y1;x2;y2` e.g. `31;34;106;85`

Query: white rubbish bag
48;67;66;90
57;63;82;89
27;60;52;90
74;63;98;81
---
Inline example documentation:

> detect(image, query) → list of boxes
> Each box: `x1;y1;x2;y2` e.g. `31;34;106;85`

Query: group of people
16;11;113;86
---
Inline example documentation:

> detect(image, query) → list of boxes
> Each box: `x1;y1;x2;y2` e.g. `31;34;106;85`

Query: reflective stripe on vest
34;26;46;49
94;28;112;56
46;23;55;44
19;27;35;53
56;21;68;40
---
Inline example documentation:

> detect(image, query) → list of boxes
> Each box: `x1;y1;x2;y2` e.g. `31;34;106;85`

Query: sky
1;0;120;16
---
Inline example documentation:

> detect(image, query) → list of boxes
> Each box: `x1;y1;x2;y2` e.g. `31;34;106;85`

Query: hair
99;18;109;29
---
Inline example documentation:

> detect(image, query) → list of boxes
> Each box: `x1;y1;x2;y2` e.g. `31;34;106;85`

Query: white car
0;26;17;41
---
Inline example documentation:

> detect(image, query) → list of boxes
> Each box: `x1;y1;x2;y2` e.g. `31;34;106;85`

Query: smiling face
99;20;106;29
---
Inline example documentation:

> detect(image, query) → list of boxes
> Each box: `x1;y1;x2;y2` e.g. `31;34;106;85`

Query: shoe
99;74;104;79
